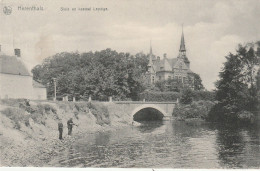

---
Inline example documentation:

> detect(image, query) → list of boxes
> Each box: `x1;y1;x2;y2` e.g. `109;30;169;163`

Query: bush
173;100;215;120
180;88;193;104
192;90;216;101
138;91;181;102
208;102;256;123
237;110;254;122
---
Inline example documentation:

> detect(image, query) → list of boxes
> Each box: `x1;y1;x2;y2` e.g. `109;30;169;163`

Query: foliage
193;73;205;90
172;100;215;120
192;90;216;101
155;78;183;92
210;41;260;122
138;91;181;102
237;110;254;123
180;88;194;104
154;73;204;92
32;49;149;101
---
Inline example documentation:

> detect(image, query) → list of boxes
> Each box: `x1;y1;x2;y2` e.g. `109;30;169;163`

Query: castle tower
147;40;153;72
146;40;156;85
178;25;190;68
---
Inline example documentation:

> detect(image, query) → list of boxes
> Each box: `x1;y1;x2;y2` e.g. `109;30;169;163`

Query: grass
86;102;110;125
1;99;111;130
1;100;59;129
1;107;28;130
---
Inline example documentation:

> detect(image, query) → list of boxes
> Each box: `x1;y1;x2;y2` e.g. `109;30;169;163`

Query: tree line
32;48;204;101
32;49;148;101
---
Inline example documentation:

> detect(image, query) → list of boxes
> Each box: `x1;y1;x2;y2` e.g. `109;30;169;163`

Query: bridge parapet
108;101;177;118
113;101;177;104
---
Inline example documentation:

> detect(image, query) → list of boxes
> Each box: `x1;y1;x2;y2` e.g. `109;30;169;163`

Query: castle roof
179;25;186;52
0;54;31;76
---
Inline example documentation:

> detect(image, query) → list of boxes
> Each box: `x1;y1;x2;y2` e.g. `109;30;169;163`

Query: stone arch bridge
105;101;177;120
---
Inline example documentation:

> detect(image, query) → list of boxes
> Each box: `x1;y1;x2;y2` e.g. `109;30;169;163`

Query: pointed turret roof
148;40;153;66
179;25;186;52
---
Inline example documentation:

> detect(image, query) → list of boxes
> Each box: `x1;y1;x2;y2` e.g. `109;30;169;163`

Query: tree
31;49;147;101
212;41;260;121
193;73;204;90
180;88;193;104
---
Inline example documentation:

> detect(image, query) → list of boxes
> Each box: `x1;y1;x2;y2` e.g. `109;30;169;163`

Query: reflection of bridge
112;101;177;118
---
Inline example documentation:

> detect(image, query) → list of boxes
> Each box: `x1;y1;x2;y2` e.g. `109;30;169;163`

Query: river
48;120;260;168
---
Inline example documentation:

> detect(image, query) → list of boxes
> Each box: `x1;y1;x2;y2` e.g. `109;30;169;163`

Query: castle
146;27;195;89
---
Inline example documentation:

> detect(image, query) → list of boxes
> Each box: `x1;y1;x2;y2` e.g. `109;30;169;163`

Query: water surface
49;120;260;168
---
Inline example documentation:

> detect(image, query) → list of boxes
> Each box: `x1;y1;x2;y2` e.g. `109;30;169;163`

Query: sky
1;0;260;90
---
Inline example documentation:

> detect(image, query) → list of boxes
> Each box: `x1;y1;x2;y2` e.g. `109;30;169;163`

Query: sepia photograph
0;0;260;169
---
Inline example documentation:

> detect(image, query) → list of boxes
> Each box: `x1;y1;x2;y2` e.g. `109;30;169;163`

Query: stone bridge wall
101;101;176;120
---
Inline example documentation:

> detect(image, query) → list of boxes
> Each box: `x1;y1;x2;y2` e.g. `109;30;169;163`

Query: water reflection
49;120;260;168
214;123;260;168
136;121;164;133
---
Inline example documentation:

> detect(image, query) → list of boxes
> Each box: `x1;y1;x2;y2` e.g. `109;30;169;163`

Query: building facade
146;28;194;88
0;47;47;100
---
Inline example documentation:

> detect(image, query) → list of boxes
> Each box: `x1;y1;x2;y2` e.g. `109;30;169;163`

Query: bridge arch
131;104;167;118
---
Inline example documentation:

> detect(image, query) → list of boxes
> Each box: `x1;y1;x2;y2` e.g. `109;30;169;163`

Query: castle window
159;76;161;80
152;76;155;83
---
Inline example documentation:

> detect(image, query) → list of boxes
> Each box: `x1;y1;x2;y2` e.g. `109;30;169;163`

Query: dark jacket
67;120;74;129
58;122;63;130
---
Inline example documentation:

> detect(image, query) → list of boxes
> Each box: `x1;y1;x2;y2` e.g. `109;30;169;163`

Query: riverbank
0;99;131;166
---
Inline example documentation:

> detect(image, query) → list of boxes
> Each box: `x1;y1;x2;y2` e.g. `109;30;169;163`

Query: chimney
14;48;21;57
163;53;167;58
157;56;160;61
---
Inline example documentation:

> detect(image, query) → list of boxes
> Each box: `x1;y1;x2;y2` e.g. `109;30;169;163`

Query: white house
0;46;47;100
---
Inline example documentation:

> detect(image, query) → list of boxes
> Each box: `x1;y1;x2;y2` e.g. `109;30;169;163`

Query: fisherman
67;118;75;135
58;121;63;140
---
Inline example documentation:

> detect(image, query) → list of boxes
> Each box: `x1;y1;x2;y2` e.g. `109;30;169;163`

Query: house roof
33;80;46;88
167;58;178;67
0;55;31;76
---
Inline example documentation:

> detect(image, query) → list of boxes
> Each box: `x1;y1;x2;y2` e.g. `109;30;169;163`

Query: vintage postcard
0;0;259;169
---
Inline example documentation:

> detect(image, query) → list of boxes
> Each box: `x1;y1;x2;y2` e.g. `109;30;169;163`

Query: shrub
173;100;215;120
207;103;255;123
138;91;181;102
237;110;254;122
192;91;216;101
180;88;194;104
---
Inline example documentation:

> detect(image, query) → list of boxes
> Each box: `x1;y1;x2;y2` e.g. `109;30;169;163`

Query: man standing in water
67;118;75;135
58;121;63;140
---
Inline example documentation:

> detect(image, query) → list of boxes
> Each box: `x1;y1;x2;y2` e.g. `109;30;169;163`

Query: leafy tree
180;88;194;104
193;73;204;90
32;49;148;101
211;41;260;121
